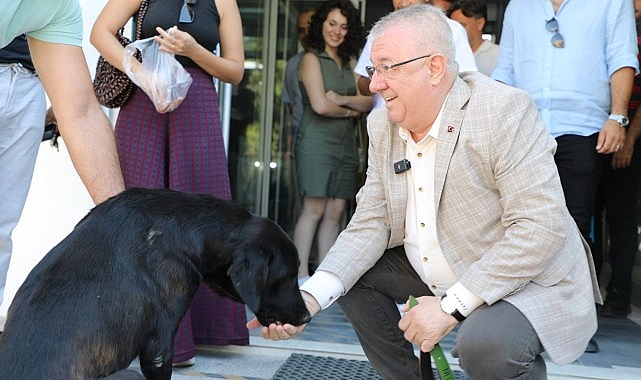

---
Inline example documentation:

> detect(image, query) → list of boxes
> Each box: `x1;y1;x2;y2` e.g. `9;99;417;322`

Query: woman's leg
293;196;327;279
316;197;347;264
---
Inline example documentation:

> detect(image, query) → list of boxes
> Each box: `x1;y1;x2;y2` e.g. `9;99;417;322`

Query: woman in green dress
293;0;373;284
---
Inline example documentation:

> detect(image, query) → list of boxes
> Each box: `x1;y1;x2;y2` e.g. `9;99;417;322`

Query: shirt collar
397;97;446;144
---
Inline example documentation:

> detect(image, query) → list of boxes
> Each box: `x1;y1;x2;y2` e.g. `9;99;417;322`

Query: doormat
272;353;470;380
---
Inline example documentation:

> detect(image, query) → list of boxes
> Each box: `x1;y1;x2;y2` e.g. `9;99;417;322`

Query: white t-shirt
354;18;477;111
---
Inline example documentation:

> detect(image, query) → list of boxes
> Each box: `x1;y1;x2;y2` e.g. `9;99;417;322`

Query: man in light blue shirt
492;0;638;353
0;0;125;307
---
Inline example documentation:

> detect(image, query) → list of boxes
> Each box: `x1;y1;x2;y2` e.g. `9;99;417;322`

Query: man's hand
596;120;626;154
611;142;634;169
398;295;458;353
246;291;321;340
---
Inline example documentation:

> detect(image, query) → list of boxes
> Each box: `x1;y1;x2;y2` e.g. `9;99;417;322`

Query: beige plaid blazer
319;72;601;365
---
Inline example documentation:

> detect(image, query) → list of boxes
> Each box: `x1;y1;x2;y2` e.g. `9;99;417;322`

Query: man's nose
369;73;387;94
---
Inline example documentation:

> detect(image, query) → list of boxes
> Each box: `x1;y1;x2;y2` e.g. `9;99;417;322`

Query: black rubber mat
272;353;470;380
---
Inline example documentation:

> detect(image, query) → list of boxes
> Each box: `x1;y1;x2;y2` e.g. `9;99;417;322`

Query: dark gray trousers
337;246;547;380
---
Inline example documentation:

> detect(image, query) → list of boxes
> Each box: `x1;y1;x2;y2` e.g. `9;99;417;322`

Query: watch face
610;114;629;127
440;298;456;314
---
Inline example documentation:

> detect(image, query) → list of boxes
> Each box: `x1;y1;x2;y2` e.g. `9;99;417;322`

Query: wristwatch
440;295;466;322
608;114;630;128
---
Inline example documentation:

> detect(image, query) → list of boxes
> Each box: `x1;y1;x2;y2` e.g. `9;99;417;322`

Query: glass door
227;0;364;235
227;0;326;235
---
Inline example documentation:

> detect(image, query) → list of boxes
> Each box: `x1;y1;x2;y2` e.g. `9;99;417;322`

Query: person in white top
354;0;477;112
448;0;500;76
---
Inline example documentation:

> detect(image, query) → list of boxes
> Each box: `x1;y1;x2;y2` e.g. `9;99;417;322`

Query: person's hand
326;90;344;106
398;296;458;353
596;120;626;154
45;107;57;126
611;140;634;169
246;291;321;340
154;26;198;57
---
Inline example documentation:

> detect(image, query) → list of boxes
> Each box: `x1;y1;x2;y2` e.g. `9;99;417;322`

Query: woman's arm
90;0;143;73
183;0;244;84
326;72;373;113
300;52;361;118
154;0;244;84
325;61;373;113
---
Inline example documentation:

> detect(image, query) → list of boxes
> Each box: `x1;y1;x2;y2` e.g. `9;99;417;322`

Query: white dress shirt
302;103;484;317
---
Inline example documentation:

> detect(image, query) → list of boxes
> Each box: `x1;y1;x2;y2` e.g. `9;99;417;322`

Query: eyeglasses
545;18;564;48
365;54;431;80
179;0;197;24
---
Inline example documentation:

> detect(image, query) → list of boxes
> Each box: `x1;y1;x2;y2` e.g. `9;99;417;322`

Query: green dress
295;51;359;199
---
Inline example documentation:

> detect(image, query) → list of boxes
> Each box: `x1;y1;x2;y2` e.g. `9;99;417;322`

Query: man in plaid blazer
249;5;601;379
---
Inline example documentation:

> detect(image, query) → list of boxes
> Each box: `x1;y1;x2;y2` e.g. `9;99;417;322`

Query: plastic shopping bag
123;37;192;113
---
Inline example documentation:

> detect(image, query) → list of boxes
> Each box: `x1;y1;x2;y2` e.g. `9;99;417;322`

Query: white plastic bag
123;37;192;113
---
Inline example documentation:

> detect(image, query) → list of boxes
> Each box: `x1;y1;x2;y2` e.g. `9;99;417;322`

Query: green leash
407;295;455;380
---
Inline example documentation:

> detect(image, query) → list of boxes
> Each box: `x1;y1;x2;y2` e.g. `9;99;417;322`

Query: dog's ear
228;248;269;312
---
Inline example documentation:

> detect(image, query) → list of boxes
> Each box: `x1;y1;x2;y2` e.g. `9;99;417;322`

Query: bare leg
316;197;346;265
293;196;327;279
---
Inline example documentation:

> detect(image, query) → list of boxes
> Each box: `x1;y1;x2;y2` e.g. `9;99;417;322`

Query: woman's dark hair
447;0;488;20
303;0;364;62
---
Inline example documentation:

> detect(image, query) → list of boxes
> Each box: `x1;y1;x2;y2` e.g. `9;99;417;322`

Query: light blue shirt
0;0;83;48
492;0;638;138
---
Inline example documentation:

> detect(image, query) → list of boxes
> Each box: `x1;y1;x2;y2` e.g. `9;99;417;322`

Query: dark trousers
594;139;641;308
554;134;604;263
338;246;545;380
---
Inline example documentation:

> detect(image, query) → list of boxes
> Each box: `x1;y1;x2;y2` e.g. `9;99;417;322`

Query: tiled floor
147;301;641;379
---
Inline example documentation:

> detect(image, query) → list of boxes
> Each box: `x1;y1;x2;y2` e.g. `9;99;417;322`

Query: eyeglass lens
365;55;430;79
546;18;564;48
179;0;196;23
365;66;375;79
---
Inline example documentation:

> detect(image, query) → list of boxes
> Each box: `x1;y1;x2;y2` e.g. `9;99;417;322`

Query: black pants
554;134;604;260
594;139;641;308
338;246;545;380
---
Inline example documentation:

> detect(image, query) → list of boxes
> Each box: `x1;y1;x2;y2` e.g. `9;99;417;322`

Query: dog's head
211;216;311;326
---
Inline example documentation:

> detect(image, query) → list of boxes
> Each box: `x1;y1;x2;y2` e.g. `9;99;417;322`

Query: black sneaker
600;303;631;318
585;337;599;353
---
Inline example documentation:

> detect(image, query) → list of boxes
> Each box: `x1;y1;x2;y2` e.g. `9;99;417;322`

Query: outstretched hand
246;291;321;340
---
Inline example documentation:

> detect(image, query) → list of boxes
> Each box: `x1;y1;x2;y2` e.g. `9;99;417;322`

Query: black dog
0;188;311;379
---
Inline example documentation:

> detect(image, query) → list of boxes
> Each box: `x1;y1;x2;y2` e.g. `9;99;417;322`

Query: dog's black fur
0;188;310;379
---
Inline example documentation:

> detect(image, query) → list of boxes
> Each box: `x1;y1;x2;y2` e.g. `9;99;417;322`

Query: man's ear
227;249;269;313
428;54;447;83
476;17;486;33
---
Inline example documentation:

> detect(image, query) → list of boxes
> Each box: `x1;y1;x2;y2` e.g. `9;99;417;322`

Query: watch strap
609;114;630;128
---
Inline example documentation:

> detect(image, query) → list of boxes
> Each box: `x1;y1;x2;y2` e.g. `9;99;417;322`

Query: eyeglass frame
545;18;564;48
179;0;197;24
365;54;432;80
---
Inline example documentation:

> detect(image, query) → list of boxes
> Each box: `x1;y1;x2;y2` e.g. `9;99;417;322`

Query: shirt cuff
446;282;484;317
299;270;345;310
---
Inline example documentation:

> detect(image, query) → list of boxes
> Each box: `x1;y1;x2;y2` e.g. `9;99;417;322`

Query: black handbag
92;0;149;108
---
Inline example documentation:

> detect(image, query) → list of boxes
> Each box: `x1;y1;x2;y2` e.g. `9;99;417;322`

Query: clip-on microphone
394;159;411;174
